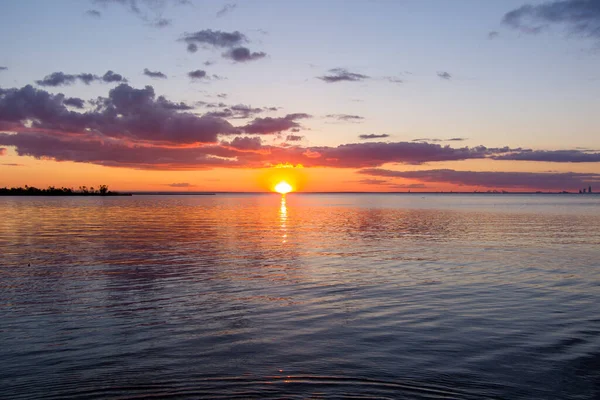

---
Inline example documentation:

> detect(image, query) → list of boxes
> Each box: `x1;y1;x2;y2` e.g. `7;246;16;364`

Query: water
1;194;599;399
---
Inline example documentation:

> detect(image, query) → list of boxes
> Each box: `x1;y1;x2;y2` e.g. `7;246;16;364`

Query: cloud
359;168;600;191
243;113;311;134
86;9;102;17
286;135;303;142
385;77;403;84
0;163;24;167
216;3;236;17
359;134;390;140
223;136;263;150
63;97;85;109
188;69;207;79
35;71;126;86
448;137;467;141
326;114;364;122
180;29;247;51
493;149;600;163
502;0;600;38
223;47;267;62
488;31;499;39
318;68;369;83
206;104;265;119
156;96;193;110
0;66;7;71
102;70;126;83
143;68;167;79
0;147;6;155
35;72;78;87
151;17;171;28
166;182;196;188
437;71;452;80
0;84;237;145
93;0;187;28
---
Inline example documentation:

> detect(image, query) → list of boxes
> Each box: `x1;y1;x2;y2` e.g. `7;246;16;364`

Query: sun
274;181;293;194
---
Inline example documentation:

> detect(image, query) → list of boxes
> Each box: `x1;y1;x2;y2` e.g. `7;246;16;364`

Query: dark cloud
188;69;207;79
326;114;364;122
35;72;78;87
0;66;7;71
35;71;126;86
0;84;237;145
243;113;311;134
437;71;452;80
166;182;196;187
181;29;247;51
187;43;198;53
216;93;227;98
204;60;215;66
493;149;600;163
359;168;600;191
77;73;97;85
63;97;85;109
223;47;267;62
359;134;390;140
224;136;263;150
156;96;193;110
448;137;467;141
143;68;167;79
488;31;499;39
102;70;126;83
286;135;303;142
216;3;237;17
86;9;102;17
318;68;369;83
503;0;600;38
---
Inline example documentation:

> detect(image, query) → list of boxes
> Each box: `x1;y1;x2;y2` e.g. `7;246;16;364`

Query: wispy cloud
318;68;369;83
359;168;600;191
143;68;167;79
359;134;389;140
216;3;236;17
35;70;126;86
223;47;267;62
503;0;600;38
437;71;452;80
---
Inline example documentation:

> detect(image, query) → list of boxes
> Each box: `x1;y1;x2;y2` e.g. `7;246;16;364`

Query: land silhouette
0;185;130;196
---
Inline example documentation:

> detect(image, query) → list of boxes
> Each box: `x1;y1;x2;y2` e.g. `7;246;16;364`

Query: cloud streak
35;71;126;86
223;47;267;62
318;68;369;83
359;168;600;191
143;68;167;79
503;0;600;38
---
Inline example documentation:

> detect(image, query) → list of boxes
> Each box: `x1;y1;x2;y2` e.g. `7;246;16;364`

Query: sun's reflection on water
280;195;287;243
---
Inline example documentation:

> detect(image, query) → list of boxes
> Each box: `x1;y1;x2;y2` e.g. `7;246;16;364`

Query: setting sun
274;181;293;194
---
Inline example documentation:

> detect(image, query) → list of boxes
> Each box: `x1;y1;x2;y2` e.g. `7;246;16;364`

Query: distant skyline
1;0;600;192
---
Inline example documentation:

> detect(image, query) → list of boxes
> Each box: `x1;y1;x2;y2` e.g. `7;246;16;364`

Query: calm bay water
1;194;600;399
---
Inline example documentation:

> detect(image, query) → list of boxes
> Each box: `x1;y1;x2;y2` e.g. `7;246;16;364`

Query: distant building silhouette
590;185;592;193
579;189;582;194
583;188;587;194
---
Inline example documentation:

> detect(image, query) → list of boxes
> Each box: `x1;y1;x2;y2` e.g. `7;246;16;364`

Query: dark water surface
1;194;600;399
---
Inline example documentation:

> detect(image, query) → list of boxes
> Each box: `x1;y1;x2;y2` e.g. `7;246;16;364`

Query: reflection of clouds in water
280;195;287;243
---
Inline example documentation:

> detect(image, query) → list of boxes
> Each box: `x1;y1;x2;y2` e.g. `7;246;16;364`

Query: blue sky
1;0;600;191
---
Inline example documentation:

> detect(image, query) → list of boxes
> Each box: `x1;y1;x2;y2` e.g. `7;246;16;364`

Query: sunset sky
1;0;599;192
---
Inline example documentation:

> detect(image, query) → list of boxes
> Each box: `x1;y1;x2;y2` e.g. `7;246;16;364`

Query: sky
1;0;600;192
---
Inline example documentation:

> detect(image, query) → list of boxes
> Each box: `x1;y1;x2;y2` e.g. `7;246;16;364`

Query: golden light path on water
280;195;287;243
